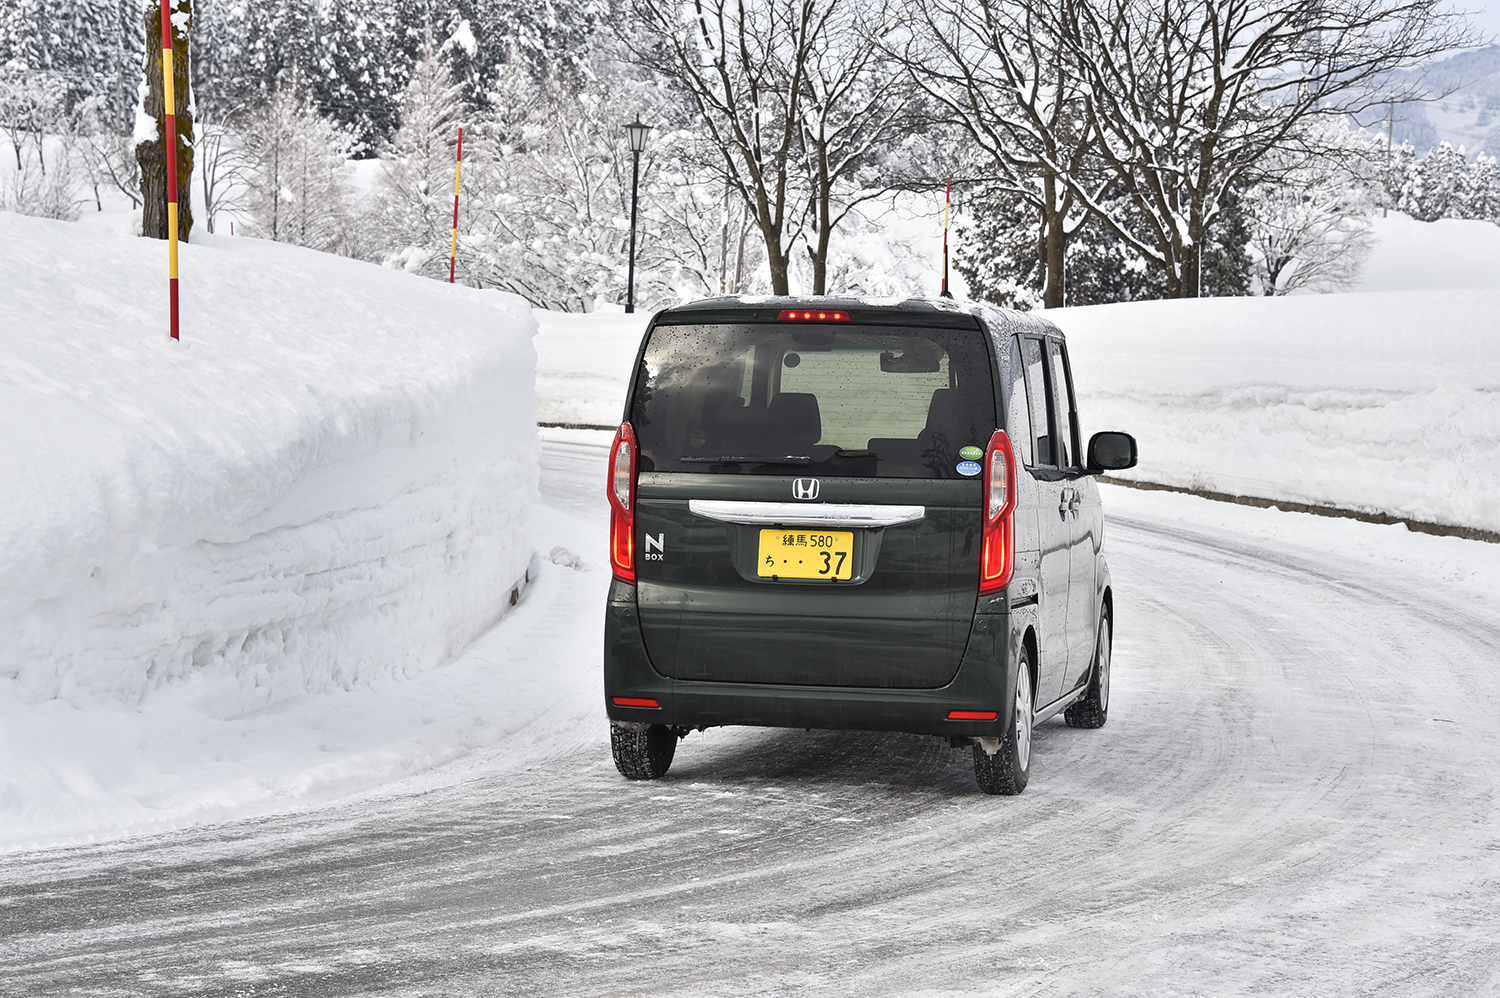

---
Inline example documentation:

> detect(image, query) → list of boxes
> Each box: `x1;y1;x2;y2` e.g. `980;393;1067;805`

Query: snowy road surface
3;433;1499;996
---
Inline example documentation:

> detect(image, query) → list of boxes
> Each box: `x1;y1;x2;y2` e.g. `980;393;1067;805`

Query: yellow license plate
757;529;854;580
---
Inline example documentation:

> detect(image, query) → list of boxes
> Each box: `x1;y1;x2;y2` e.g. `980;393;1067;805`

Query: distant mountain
1372;46;1500;156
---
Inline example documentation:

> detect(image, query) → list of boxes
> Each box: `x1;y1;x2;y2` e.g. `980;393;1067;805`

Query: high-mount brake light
607;422;638;583
777;309;851;322
979;429;1017;594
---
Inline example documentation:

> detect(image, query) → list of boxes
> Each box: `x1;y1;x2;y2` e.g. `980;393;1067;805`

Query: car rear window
630;322;997;478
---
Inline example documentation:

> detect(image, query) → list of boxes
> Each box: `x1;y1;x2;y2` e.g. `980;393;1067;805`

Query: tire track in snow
2;441;1499;996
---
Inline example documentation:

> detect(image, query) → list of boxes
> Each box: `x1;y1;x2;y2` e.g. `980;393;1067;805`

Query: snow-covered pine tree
1468;153;1500;222
374;27;467;279
1405;142;1471;220
1381;141;1417;215
954;188;1046;310
0;0;127;113
313;0;402;155
1199;187;1254;298
240;76;356;252
957;185;1173;308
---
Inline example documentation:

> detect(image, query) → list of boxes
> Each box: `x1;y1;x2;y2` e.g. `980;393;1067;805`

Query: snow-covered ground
3;204;1498;853
4;446;1500;996
0;214;540;849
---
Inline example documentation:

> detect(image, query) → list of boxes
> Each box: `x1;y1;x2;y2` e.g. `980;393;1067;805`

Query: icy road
3;432;1499;997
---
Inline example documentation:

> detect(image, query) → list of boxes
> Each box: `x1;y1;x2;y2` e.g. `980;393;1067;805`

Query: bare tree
621;0;814;294
905;0;1480;300
240;80;356;252
196;105;252;234
795;1;915;293
623;0;911;295
898;0;1103;307
1053;0;1480;298
1244;121;1380;294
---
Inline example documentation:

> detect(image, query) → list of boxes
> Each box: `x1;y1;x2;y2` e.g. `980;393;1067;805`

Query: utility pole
1385;99;1395;218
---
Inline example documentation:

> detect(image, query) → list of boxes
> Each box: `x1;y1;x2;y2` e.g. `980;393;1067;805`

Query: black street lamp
624;119;652;314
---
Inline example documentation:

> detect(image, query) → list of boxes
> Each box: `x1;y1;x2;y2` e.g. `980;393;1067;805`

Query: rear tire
974;648;1034;795
1065;606;1111;730
611;722;677;780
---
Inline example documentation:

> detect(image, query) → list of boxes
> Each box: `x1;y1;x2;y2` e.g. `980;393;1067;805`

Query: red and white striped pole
159;0;180;339
449;126;463;283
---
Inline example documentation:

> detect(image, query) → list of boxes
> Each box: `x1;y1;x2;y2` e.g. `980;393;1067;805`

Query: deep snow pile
0;212;539;720
1354;213;1500;294
1059;290;1500;533
534;309;649;427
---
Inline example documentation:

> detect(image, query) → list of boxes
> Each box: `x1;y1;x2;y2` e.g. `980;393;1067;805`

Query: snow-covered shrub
0;154;81;220
1245;126;1379;295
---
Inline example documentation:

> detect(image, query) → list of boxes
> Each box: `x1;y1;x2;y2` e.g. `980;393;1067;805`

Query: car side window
1006;337;1033;467
1019;337;1053;466
1046;340;1080;470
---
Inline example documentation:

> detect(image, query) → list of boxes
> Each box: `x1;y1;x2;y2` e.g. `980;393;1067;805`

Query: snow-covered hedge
0;213;538;715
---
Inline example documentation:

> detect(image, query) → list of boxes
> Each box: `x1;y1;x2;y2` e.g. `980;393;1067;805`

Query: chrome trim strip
688;500;925;528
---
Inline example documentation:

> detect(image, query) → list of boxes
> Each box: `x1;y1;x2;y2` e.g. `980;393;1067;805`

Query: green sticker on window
959;445;984;461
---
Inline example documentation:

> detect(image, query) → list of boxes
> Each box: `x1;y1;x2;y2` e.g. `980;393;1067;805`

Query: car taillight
980;429;1016;594
608;422;637;583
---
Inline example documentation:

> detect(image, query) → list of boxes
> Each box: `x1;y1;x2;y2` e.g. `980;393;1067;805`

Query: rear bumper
603;581;1021;739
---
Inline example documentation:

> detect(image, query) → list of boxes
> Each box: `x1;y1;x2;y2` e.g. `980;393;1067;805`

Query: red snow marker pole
940;177;952;298
160;0;180;340
449;127;463;283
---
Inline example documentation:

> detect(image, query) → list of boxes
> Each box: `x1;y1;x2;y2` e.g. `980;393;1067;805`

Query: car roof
652;295;1064;339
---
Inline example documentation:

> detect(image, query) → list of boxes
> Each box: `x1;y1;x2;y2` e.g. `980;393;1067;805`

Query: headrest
768;392;822;447
925;388;968;432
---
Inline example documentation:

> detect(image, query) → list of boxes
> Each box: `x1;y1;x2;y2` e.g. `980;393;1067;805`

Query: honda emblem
792;478;820;500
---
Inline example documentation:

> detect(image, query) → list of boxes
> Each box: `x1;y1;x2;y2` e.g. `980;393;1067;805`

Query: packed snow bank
0;212;539;718
534;309;649;427
1354;212;1500;293
1057;290;1500;533
0;428;605;854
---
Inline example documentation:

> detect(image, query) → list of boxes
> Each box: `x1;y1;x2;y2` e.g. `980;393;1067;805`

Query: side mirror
1086;431;1138;474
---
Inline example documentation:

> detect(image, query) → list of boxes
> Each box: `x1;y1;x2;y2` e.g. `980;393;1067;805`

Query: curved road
3;435;1498;996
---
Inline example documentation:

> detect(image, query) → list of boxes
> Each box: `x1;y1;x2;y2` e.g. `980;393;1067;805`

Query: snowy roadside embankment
0;212;539;718
1058;290;1500;534
532;291;1500;535
533;309;649;427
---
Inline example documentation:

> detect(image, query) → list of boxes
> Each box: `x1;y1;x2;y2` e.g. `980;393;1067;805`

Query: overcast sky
1456;3;1500;47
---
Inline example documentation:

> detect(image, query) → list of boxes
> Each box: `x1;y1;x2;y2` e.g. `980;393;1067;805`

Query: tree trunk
1042;171;1065;308
137;0;194;242
764;228;791;296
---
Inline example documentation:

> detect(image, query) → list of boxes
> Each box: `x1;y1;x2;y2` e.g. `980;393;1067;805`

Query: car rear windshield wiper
680;455;813;465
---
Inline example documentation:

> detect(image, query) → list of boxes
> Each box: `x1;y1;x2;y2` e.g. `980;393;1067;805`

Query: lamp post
624;119;652;314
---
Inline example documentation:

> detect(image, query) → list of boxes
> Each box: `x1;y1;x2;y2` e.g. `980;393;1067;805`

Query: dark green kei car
603;297;1137;794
